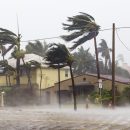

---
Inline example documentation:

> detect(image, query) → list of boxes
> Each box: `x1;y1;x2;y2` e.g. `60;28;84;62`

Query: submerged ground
0;106;130;130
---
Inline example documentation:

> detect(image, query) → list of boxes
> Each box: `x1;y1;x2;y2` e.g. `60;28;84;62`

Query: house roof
55;73;130;85
7;53;69;69
8;53;43;68
86;73;130;84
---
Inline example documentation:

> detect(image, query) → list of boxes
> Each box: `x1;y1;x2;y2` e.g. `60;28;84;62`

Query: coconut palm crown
44;43;73;67
61;12;100;50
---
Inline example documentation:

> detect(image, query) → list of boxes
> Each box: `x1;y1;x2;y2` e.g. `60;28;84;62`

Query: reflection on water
0;106;130;130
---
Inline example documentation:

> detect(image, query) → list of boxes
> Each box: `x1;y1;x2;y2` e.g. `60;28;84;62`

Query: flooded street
0;106;130;130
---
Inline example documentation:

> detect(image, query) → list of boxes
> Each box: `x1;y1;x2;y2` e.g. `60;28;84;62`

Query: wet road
0;106;130;130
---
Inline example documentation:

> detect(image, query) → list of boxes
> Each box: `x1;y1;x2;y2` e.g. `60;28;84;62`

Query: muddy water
0;106;130;130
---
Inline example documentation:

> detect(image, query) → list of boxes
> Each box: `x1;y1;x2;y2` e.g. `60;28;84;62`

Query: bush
119;86;130;105
90;89;112;106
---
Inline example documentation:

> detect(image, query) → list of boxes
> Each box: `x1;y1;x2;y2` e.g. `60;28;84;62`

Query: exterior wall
20;69;37;85
36;67;70;89
100;79;129;92
54;75;98;91
0;75;14;86
51;75;98;104
0;67;70;89
43;74;130;104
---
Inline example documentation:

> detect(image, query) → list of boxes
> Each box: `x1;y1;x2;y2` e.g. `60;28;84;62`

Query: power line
100;27;130;31
21;36;60;43
115;29;130;51
20;26;130;43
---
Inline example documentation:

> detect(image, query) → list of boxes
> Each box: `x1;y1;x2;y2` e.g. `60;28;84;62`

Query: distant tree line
25;39;130;78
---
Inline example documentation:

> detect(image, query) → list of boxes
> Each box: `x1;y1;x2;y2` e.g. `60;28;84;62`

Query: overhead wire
20;26;130;43
115;28;130;51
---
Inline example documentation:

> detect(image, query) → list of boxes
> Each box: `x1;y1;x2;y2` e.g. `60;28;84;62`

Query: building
41;73;130;104
0;54;70;89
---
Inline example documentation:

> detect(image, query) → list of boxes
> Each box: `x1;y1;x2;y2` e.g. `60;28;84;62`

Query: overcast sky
1;0;130;65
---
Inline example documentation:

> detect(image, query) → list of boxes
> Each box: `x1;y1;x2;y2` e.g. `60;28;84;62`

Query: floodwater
0;106;130;130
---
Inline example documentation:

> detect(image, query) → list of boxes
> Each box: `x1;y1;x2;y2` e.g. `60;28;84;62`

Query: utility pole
94;36;101;96
112;23;116;107
94;37;100;79
58;67;61;108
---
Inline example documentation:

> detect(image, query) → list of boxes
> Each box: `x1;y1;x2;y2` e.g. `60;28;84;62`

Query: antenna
16;14;20;36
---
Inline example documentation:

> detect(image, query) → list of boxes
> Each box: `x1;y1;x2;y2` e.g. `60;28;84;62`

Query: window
65;70;69;77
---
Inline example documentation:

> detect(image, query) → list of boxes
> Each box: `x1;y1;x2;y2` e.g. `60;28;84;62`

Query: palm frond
61;31;83;41
0;28;17;37
2;44;14;56
79;12;95;21
70;31;99;50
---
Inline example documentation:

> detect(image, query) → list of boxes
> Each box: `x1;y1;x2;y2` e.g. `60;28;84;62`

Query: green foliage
26;40;48;57
11;47;25;59
90;89;112;105
45;43;73;67
0;28;18;56
0;86;13;93
61;12;100;50
72;46;96;74
98;39;112;74
121;86;130;104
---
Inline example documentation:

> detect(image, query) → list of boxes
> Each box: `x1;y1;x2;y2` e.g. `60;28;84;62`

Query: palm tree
98;39;112;74
45;43;77;110
21;60;41;89
73;46;96;74
26;40;49;57
0;28;21;87
44;43;65;108
0;60;15;87
0;45;6;60
61;12;100;78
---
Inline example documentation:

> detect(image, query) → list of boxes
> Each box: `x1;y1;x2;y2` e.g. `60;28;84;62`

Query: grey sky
0;0;130;64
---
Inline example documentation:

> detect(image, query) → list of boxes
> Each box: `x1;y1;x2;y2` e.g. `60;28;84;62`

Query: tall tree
61;12;100;78
26;40;48;57
0;28;21;87
45;43;77;110
98;39;112;74
44;43;66;108
72;46;96;74
0;45;6;60
0;60;15;87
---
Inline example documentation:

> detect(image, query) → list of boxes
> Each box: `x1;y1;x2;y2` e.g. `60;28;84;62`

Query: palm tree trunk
94;37;100;79
58;65;61;108
105;58;107;70
16;58;20;87
27;69;32;89
8;75;11;87
16;35;21;87
22;58;32;89
69;64;77;111
39;66;42;101
5;74;8;87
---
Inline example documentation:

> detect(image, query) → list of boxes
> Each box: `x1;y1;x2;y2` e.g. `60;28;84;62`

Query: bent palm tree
26;40;49;57
0;60;15;87
44;43;66;108
73;46;96;74
98;39;112;74
0;28;21;87
61;12;100;78
0;45;6;60
45;43;77;110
